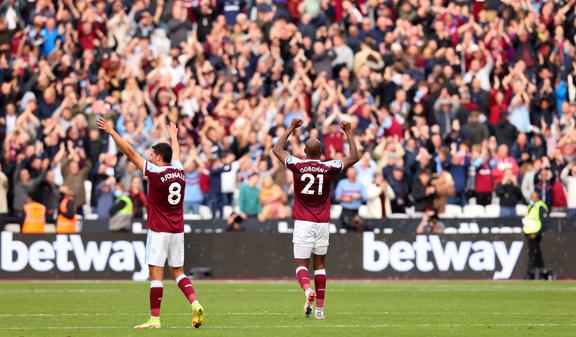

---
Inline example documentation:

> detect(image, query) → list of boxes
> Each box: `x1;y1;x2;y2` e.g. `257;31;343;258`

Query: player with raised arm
272;118;359;320
97;119;204;329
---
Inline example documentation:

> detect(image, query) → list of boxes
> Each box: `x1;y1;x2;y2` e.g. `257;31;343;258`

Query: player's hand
340;120;352;133
97;118;113;134
166;122;178;138
290;118;303;129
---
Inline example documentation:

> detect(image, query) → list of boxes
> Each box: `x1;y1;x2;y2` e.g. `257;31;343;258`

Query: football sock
314;269;327;308
176;274;198;303
150;280;163;317
296;266;311;291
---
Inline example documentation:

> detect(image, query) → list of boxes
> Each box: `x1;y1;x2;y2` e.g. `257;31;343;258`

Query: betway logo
363;233;523;279
0;232;148;281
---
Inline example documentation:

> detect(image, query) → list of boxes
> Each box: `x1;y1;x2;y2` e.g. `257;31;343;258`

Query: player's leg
311;222;330;320
135;231;167;329
312;253;327;320
293;220;317;317
168;233;204;328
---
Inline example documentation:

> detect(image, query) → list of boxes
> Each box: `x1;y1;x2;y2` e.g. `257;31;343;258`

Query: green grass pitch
0;280;575;337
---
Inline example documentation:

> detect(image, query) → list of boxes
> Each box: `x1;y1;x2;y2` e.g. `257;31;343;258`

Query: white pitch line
1;323;576;330
0;289;122;293
0;312;573;318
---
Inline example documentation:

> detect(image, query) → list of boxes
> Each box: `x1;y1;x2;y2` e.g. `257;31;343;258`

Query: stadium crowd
1;0;576;231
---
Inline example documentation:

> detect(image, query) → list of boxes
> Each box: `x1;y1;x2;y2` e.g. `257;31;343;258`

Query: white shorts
293;220;329;258
145;230;185;267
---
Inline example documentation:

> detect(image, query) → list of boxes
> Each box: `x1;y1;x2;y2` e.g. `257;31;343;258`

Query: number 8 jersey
285;155;343;223
143;160;186;233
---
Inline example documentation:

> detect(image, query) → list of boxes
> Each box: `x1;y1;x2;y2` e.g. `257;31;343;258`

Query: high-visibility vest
117;195;133;216
522;200;548;235
56;197;77;233
22;202;46;234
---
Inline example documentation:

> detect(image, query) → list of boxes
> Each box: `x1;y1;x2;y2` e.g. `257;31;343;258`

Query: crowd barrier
1;231;575;280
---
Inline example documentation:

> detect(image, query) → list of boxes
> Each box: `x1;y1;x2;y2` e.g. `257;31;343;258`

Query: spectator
411;170;436;213
61;156;92;215
21;192;46;234
416;210;445;234
258;176;290;222
109;183;133;232
335;168;367;231
366;174;395;219
534;160;556;209
36;171;60;222
446;143;470;206
95;176;115;220
388;166;409;213
463;111;489;145
56;185;76;233
495;169;523;217
491;144;519;188
13;166;45;220
472;146;493;206
354;153;377;189
0;165;7;230
239;173;261;218
560;161;576;217
129;176;147;219
207;158;230;219
183;152;204;214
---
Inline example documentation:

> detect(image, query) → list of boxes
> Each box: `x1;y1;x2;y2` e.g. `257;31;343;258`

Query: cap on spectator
258;4;272;13
393;166;404;171
20;92;37;111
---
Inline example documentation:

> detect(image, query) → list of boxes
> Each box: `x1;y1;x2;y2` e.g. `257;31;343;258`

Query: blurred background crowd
1;0;576;232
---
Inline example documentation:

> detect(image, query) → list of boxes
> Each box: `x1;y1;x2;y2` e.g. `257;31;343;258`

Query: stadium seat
329;224;338;233
499;227;513;234
441;205;463;218
512;227;522;233
383;228;394;234
330;205;342;219
44;224;56;233
131;222;147;234
277;221;293;233
184;213;202;220
223;205;234;219
515;204;529;217
84;213;98;220
358;205;370;218
443;227;458;234
184;224;192;233
5;224;20;233
84;181;92;208
199;206;213;220
388;213;409;219
463;205;485;218
484;204;501;217
550;212;567;218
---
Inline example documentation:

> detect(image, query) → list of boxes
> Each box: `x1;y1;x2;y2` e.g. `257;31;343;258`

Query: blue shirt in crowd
335;179;367;210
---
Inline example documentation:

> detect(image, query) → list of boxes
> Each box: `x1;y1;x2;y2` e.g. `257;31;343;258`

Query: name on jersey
299;166;327;174
160;172;185;183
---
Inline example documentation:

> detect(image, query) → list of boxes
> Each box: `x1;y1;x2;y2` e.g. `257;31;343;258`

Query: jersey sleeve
171;160;184;171
285;155;301;171
143;161;163;177
323;159;344;175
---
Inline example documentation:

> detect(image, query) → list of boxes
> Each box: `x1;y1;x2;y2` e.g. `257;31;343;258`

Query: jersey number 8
301;173;324;195
168;182;182;205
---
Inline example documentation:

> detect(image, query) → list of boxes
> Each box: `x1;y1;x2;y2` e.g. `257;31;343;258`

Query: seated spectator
416;210;445;234
495;169;523;217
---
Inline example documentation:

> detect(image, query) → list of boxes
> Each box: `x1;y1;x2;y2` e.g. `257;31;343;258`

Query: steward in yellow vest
109;184;133;231
22;193;46;234
522;192;548;279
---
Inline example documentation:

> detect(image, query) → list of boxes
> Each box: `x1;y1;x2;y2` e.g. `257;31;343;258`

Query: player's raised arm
97;118;145;171
167;122;181;163
340;120;360;170
272;118;303;165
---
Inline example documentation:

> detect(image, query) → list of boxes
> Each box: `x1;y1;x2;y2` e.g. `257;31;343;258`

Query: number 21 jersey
285;155;343;223
144;161;185;233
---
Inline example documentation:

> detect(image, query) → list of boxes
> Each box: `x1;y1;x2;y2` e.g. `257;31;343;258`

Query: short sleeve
285;155;301;171
323;159;344;175
144;161;163;176
171;160;184;171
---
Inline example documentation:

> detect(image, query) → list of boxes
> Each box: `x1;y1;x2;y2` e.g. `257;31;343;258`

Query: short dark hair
152;143;172;164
